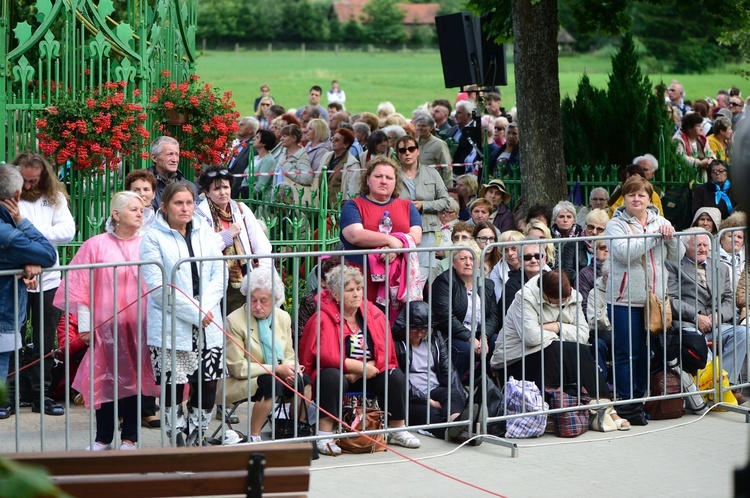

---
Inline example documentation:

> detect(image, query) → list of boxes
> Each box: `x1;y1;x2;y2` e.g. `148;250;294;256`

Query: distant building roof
400;4;441;25
331;0;440;25
557;27;576;44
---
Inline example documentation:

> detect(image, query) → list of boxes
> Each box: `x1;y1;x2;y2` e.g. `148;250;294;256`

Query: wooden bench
8;442;311;497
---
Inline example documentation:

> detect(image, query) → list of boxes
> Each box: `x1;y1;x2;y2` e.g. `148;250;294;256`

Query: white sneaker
388;430;420;448
248;435;263;443
120;441;137;450
85;442;112;451
316;438;342;456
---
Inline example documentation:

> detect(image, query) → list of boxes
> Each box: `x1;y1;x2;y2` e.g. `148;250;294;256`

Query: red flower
164;101;174;109
161;69;171;77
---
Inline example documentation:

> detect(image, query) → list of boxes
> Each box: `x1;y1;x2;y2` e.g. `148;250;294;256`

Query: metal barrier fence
1;231;748;455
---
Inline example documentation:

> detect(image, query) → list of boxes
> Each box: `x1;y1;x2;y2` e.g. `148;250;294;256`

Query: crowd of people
0;79;748;455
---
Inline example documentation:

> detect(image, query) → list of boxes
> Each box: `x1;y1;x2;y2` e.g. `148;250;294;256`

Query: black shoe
32;398;65;416
0;403;14;419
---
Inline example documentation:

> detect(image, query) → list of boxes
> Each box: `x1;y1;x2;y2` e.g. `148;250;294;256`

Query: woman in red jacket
299;265;420;456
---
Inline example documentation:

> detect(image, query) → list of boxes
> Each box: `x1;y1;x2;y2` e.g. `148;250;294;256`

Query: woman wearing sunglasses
395;135;451;285
501;240;551;317
196;165;272;314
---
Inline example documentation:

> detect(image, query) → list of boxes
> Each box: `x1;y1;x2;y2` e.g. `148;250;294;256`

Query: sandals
32;398;64;416
614;418;631;431
0;403;14;419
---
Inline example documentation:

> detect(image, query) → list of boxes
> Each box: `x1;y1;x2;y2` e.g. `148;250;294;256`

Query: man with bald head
667;228;747;403
667;82;690;119
576;187;610;225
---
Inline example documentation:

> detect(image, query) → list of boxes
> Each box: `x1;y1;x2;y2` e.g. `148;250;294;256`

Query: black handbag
271;399;313;439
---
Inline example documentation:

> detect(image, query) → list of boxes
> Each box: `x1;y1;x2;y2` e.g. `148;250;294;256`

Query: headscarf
711;179;733;213
208;198;246;288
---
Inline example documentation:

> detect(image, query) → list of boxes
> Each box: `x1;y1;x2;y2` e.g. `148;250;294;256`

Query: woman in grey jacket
396;135;451;285
605;176;683;418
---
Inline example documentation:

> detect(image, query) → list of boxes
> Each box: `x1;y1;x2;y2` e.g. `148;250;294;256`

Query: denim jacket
0;206;57;352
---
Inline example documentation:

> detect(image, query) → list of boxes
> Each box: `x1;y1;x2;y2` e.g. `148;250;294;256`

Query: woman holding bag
605;176;683;423
196;165;272;314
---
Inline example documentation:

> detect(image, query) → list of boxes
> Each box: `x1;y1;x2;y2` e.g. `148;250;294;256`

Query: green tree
342;18;365;43
631;0;733;73
561;35;680;176
197;0;246;42
329;16;343;43
468;0;748;206
362;0;406;45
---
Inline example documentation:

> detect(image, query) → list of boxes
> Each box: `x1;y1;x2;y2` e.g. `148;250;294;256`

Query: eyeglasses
260;103;271;107
452;234;472;242
475;236;496;243
590;197;607;202
586;224;605;233
206;169;230;178
398;146;418;154
523;253;542;261
440;209;456;215
712;169;728;174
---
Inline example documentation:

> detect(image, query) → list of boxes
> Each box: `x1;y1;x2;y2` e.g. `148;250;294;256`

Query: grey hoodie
605;205;684;306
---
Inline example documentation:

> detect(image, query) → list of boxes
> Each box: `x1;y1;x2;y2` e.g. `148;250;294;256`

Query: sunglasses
590;197;607;202
712;169;728;174
475;236;496;243
206;169;230;178
586;224;605;233
452;234;472;242
729;102;742;107
523;253;542;261
398;146;418;154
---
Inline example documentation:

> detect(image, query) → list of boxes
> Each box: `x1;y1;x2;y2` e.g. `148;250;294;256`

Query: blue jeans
0;351;10;382
608;305;648;400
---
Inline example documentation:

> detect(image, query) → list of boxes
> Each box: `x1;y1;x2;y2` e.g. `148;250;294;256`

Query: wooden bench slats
11;443;311;475
8;443;311;497
53;468;310;498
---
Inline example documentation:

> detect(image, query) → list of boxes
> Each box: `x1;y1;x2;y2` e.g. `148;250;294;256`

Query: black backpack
662;182;693;231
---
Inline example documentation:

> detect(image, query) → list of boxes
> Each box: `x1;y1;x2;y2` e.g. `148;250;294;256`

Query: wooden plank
53;468;310;497
10;442;312;475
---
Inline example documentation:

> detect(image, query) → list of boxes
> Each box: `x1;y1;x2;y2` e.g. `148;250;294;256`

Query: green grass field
195;48;747;117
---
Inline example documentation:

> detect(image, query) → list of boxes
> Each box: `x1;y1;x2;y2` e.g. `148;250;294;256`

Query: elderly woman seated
491;270;630;430
393;301;469;442
299;265;420;456
432;240;501;382
224;268;311;443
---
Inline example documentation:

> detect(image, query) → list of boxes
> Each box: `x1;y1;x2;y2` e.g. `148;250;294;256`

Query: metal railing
2;231;748;455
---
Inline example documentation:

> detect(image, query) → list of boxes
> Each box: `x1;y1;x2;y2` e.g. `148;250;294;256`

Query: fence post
335;44;339;56
202;38;206;51
268;43;272;56
234;43;239;53
301;43;305;55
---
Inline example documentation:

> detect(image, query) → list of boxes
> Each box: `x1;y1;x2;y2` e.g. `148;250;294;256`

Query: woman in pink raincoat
54;191;157;451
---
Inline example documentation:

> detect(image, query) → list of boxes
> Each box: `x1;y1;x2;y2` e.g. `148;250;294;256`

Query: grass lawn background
195;48;748;118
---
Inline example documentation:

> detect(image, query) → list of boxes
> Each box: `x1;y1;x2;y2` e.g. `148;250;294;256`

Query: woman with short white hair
224;268;311;443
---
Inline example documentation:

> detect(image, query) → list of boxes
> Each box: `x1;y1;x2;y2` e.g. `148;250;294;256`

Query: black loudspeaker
480;22;507;88
435;12;483;89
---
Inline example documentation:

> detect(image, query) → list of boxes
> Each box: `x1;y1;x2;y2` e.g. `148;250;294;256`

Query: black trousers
317;367;407;421
507;341;609;399
96;395;139;444
408;386;467;439
8;288;60;401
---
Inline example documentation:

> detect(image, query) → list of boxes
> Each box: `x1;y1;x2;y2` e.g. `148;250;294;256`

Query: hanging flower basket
35;81;150;174
152;71;240;167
